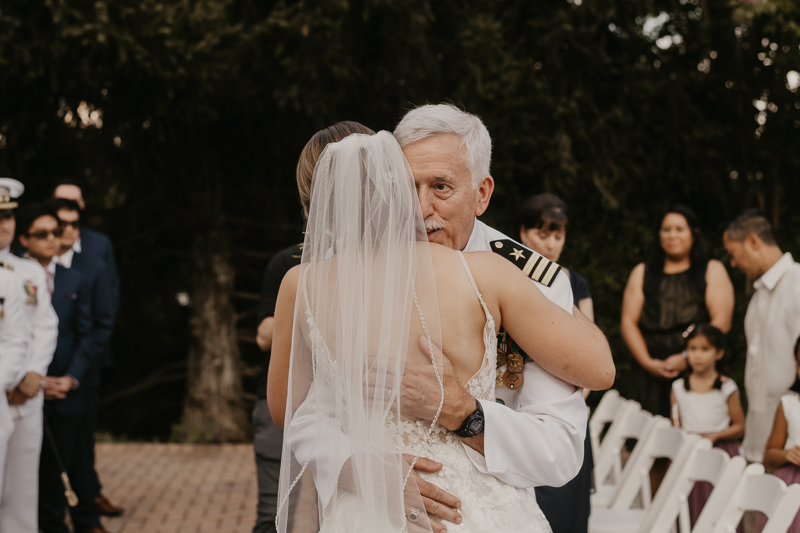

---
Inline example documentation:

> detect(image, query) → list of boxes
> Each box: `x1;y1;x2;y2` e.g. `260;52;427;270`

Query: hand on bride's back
398;336;477;432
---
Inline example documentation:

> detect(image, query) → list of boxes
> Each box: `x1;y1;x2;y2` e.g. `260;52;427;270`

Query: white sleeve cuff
463;391;586;489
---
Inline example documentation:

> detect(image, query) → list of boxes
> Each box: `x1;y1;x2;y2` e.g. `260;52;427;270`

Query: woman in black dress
621;205;734;418
517;193;594;533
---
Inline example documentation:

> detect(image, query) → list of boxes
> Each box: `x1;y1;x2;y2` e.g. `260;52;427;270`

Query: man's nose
417;189;434;218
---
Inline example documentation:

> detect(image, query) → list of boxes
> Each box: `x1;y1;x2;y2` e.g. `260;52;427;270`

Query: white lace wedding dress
320;253;552;533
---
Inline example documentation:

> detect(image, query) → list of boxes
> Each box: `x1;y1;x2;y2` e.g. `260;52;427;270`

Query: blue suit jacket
80;228;119;366
49;264;95;416
69;252;115;388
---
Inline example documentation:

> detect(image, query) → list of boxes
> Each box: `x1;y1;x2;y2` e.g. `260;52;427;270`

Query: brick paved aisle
96;443;318;533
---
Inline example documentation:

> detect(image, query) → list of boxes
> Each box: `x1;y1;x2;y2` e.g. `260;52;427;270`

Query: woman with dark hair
517;193;593;533
518;193;593;320
621;205;734;417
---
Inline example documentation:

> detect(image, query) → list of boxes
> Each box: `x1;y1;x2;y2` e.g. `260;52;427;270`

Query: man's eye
434;184;449;191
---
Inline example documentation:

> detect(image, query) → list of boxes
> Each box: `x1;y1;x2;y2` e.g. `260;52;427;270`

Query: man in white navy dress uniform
0;178;59;532
0;179;37;519
287;105;614;531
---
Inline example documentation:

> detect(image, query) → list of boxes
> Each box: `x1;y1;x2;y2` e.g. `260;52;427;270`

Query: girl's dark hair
643;205;709;299
790;337;800;394
683;323;725;390
517;193;569;233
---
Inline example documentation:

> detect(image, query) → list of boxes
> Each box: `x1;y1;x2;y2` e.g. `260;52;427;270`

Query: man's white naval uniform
0;247;59;532
0;263;29;506
461;220;586;494
288;219;586;505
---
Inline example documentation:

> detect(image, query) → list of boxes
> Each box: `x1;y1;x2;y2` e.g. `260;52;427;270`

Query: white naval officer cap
0;177;24;211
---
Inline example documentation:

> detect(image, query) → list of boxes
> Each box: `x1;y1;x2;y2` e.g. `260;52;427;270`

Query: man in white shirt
0;179;59;532
390;104;613;526
723;210;800;462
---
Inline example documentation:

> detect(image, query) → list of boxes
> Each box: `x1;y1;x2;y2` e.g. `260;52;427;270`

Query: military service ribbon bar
489;239;561;287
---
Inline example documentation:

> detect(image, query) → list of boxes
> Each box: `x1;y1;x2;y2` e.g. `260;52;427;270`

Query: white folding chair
643;439;746;533
591;402;654;509
590;389;623;460
588;424;698;533
707;463;800;533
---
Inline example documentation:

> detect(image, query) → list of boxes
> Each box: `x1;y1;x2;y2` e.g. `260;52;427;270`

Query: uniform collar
754;252;795;292
0;246;9;259
463;218;482;252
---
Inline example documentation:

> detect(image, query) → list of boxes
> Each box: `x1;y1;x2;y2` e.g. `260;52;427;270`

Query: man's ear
745;232;761;252
474;175;495;217
18;235;28;250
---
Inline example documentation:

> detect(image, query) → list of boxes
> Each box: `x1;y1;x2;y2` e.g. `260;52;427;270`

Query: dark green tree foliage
0;0;798;439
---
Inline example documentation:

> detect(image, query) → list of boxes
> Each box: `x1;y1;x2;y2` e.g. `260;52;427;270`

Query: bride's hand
404;455;463;532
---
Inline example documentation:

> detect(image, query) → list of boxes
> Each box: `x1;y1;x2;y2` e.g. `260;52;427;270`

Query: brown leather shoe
94;494;124;517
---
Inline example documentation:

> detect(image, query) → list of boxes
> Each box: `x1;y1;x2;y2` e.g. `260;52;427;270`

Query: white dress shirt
56;237;81;270
288;219;587;504
742;252;800;462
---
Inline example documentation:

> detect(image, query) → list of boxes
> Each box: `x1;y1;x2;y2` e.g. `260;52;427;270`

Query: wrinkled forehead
402;134;470;179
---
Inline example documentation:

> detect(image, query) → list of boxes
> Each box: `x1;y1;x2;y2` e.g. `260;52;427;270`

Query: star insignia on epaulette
0;261;13;271
490;239;562;287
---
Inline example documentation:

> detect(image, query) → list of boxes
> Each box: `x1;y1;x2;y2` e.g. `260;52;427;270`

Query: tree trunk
180;228;250;442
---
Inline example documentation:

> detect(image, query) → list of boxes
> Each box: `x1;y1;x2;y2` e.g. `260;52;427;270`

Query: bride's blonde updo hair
297;121;375;218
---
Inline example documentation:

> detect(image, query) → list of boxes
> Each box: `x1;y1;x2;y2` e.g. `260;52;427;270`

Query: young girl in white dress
761;337;800;533
670;323;745;526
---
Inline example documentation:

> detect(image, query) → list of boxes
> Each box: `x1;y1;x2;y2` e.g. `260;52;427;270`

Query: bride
269;131;610;532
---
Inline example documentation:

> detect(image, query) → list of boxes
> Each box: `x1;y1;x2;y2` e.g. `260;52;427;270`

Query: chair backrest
609;421;695;511
594;402;653;488
709;463;800;533
590;389;623;456
642;439;746;533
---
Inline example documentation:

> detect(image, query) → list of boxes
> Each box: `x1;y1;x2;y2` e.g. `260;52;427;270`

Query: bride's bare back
269;240;612;427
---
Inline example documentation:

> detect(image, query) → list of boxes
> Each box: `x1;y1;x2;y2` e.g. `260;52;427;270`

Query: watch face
467;417;484;435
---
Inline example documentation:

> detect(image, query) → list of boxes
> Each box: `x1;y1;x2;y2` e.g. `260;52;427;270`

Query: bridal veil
276;131;444;532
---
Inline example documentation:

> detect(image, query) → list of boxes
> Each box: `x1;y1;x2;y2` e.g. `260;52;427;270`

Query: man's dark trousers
252;399;296;533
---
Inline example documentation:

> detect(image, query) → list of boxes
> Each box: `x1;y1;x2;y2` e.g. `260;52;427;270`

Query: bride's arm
470;252;615;390
267;265;301;428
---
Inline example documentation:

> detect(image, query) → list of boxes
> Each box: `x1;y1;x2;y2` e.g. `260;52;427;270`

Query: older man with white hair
392;104;613;528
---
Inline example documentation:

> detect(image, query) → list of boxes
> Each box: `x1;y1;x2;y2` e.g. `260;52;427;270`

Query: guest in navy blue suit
52;180;122;519
48;198;115;533
15;204;100;533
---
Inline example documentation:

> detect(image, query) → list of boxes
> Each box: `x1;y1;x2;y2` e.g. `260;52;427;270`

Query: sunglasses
28;228;63;239
60;220;81;229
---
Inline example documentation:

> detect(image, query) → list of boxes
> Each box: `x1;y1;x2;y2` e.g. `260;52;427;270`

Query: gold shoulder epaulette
489;239;561;287
0;261;14;271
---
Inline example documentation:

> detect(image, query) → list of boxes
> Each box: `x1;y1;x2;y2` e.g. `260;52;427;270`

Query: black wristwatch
454;400;485;438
